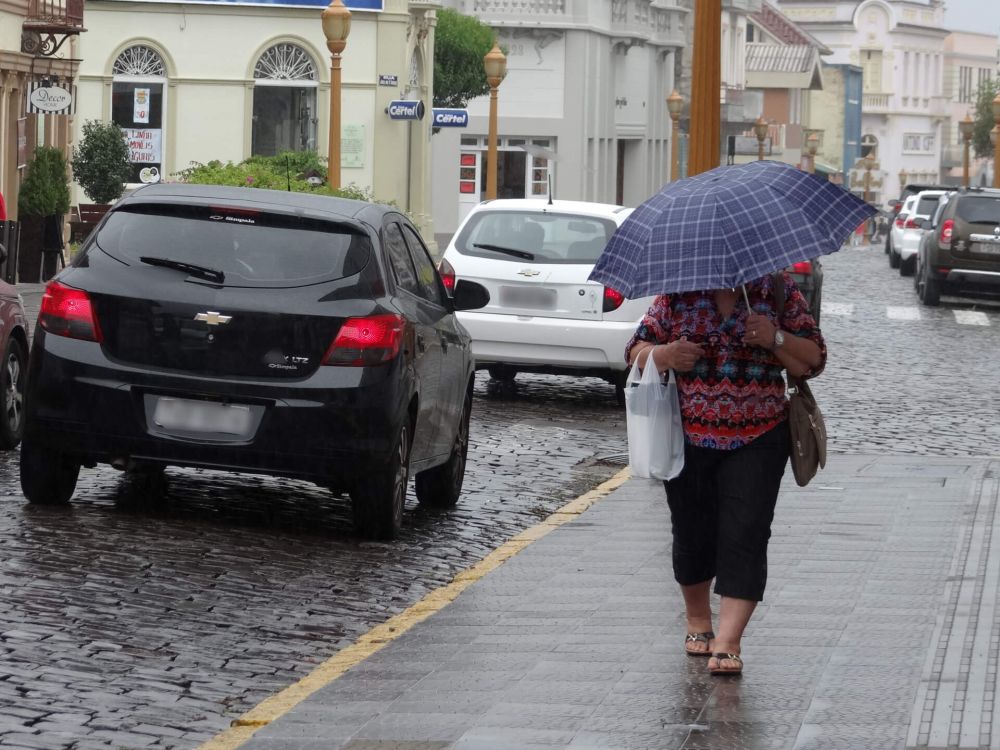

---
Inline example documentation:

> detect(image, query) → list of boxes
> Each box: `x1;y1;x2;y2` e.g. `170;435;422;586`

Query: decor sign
342;124;364;169
124;128;163;164
27;82;75;115
133;88;150;124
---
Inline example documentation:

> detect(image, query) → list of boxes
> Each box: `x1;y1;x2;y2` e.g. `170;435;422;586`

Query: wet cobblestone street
2;241;1000;748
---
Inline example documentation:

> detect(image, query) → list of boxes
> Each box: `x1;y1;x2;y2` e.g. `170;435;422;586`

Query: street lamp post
959;114;975;188
993;93;1000;188
483;42;507;201
321;0;351;191
863;154;875;243
753;117;768;162
806;133;819;174
667;90;683;182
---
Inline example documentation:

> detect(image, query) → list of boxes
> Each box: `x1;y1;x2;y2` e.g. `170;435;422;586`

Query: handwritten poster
124;128;162;163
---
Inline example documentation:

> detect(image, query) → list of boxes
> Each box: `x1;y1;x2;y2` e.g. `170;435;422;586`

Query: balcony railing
863;93;891;113
24;0;84;29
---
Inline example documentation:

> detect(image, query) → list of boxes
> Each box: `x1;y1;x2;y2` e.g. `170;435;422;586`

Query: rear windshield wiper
471;243;535;261
140;256;225;284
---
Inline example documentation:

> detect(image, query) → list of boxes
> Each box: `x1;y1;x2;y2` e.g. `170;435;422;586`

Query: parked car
892;189;947;276
885;182;951;256
888;198;913;264
0;243;28;450
438;199;653;405
915;186;1000;306
19;184;490;540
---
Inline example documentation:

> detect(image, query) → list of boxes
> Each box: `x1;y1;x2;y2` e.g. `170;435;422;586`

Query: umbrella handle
740;284;751;311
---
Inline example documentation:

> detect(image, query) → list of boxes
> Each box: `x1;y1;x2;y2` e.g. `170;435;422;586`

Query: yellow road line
197;466;632;750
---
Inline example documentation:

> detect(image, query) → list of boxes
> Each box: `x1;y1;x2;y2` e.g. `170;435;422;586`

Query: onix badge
195;311;232;326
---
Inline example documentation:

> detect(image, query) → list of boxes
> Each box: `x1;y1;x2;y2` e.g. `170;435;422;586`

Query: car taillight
322;314;406;366
603;287;624;312
790;261;812;275
939;219;954;250
39;281;103;342
904;218;918;229
438;257;456;294
895;217;905;228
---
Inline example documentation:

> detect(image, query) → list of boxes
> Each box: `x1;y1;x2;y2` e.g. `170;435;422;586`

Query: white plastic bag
624;363;685;480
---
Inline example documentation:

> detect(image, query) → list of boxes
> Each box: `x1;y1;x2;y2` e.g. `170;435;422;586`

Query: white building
71;0;440;239
430;0;688;239
775;0;949;206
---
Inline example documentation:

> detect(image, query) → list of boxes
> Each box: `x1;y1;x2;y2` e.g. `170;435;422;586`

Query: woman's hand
744;313;777;349
632;339;705;373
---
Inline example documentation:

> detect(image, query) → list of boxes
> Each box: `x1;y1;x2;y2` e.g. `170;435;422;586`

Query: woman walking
625;272;825;676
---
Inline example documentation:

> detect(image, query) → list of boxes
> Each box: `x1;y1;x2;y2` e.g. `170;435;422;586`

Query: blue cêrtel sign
386;100;425;121
431;108;468;128
108;0;382;9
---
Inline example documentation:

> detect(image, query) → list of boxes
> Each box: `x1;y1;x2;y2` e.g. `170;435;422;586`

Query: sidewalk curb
197;467;633;750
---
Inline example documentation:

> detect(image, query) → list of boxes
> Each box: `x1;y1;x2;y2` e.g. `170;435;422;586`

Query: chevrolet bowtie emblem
517;268;541;277
194;311;232;326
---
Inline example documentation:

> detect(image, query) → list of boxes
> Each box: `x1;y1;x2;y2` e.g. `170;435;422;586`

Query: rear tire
416;392;470;509
613;371;629;407
889;245;901;269
351;420;410;540
0;338;26;449
900;256;915;277
487;365;517;382
20;436;80;506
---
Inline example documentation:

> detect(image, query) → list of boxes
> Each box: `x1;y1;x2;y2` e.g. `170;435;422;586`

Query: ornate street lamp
863;153;876;243
959;114;975;188
992;93;1000;188
806;133;819;174
667;90;684;182
483;42;507;201
321;0;351;191
753;117;768;162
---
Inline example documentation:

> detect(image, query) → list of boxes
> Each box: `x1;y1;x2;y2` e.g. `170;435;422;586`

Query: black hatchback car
20;184;489;539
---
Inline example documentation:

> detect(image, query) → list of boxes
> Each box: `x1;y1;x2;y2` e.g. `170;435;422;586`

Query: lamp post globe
484;42;507;200
321;0;351;191
667;90;683;181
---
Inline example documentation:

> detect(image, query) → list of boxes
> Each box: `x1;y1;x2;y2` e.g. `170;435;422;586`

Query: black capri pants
663;421;789;602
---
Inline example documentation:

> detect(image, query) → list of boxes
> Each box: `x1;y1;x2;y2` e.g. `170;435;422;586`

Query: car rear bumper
25;333;409;483
457;311;635;373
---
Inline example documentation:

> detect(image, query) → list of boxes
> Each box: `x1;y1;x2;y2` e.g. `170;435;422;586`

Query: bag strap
771;271;803;391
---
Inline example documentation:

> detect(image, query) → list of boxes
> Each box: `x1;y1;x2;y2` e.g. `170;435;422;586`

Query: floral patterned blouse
625;273;826;450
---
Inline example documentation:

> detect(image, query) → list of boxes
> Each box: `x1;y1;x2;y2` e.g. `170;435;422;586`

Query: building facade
430;0;688;237
941;30;997;187
775;0;949;206
72;0;440;239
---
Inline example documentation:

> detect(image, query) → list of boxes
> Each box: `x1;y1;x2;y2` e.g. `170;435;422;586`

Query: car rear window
93;203;371;287
955;196;1000;224
915;195;942;217
454;210;618;265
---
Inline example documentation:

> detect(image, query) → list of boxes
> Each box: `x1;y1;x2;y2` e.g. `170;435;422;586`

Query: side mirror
452;279;490;311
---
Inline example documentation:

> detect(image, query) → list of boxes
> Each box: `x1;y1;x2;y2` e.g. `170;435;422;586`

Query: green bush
175;152;380;203
71;120;132;204
18;146;71;217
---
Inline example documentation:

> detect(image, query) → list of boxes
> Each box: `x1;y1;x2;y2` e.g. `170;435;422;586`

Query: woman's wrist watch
772;329;785;350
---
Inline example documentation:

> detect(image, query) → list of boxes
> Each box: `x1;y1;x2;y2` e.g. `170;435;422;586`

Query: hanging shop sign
431;109;468;128
27;82;75;115
386;100;424;121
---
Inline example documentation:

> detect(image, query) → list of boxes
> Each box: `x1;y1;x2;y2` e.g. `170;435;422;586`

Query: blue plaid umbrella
589;160;877;298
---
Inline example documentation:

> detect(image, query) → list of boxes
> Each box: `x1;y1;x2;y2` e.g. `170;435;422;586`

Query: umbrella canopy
589;160;877;298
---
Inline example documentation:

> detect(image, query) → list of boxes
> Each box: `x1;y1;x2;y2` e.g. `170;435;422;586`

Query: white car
439;199;654;405
891;190;947;276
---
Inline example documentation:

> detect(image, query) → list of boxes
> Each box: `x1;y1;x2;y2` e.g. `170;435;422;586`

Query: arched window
252;43;318;156
112;45;166;184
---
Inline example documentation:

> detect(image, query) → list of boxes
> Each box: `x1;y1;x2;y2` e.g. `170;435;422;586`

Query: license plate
153;397;252;436
970;242;1000;255
499;286;556;310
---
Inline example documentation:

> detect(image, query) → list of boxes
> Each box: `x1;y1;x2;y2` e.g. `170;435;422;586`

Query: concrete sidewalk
204;454;1000;750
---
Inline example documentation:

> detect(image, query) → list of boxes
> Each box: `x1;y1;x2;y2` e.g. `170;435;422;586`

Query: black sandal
684;631;714;657
708;652;743;676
